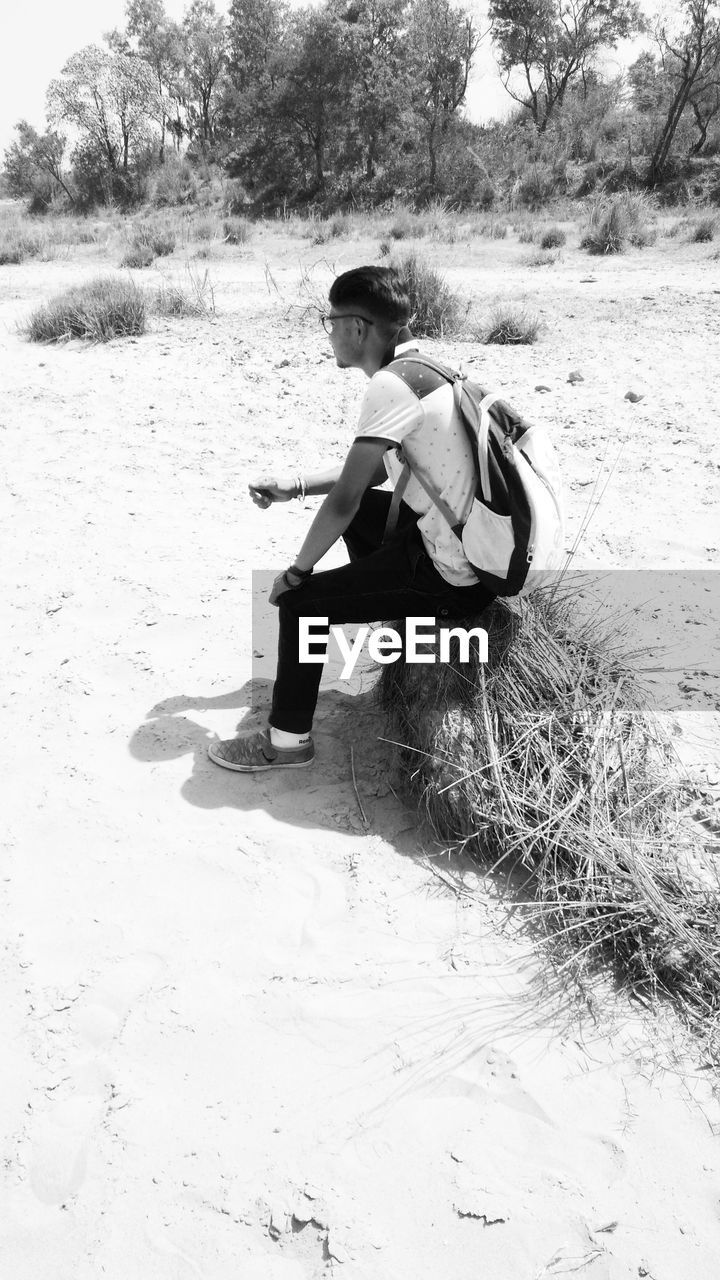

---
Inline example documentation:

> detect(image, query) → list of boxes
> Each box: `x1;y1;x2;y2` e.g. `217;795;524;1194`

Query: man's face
324;311;374;368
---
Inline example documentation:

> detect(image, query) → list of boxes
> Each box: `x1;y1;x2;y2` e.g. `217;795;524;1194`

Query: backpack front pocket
462;499;515;579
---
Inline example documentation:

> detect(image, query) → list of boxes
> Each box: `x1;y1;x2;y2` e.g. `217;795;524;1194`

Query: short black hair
328;266;411;327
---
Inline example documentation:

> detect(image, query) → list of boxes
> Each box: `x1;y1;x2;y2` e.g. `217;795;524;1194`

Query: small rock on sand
567;371;584;384
625;390;644;402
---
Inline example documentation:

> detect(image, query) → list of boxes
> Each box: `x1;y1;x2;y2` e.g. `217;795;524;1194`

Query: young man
208;265;494;773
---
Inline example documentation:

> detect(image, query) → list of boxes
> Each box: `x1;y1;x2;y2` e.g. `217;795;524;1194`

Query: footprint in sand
29;952;164;1205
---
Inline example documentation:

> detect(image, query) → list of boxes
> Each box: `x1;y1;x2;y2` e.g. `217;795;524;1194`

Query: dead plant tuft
24;276;146;342
393;250;466;338
378;588;720;1057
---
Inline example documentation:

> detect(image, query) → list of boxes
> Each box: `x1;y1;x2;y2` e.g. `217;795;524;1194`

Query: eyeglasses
320;313;375;334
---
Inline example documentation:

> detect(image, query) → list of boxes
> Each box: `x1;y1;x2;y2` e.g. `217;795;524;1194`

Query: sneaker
207;729;314;773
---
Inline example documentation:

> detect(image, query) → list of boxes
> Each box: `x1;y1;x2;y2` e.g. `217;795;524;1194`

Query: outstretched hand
248;476;297;508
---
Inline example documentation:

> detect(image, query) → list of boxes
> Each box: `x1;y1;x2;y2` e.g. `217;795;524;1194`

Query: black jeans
269;489;495;734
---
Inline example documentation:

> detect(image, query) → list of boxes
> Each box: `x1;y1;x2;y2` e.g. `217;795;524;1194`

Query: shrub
540;225;566;250
379;590;720;1061
513;166;557;210
576;161;600;197
327;213;352;239
389;217;414;241
481;305;541;344
604;159;642;193
151;158;198;207
690;217;716;243
132;221;176;256
0;229;44;264
121;244;156;269
476;179;496;211
222;216;252;245
524;250;560;268
25;276;147;342
223;177;248;216
393;251;465;338
581;193;652;255
517;225;535;244
378;240;391;257
191;216;219;241
152;265;215;319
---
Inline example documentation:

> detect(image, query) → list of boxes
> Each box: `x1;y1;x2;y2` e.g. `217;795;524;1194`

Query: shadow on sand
129;676;421;845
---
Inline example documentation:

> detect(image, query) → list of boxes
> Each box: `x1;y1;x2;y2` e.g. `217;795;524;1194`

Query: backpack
386;353;565;597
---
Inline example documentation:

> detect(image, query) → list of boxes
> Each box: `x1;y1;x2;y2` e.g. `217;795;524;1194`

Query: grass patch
191;216;219;242
379;590;720;1059
222;216;252;245
524;249;560;268
480;305;541;344
0;228;45;264
151;265;215;318
25;276;147;342
120;244;156;269
540;225;566;250
690;216;716;243
131;221;176;257
581;193;654;254
392;251;465;338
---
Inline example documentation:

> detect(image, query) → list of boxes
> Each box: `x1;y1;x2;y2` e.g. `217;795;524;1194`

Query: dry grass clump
690;216;716;243
43;218;108;247
0;228;45;265
481;305;541;344
151;265;215;318
191;215;220;242
581;193;654;254
379;591;720;1055
25;276;147;342
540;225;566;249
131;221;176;257
121;244;156;269
393;250;466;337
222;215;252;245
524;249;560;269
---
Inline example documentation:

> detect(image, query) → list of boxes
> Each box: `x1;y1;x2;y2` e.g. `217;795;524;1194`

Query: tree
2;121;75;206
47;44;158;174
627;50;669;114
407;0;481;190
182;0;227;144
489;0;644;131
332;0;412;182
126;0;184;159
226;0;288;94
269;5;346;193
647;0;720;179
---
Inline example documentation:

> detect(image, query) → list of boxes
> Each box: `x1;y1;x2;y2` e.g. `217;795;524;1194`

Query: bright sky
0;1;202;158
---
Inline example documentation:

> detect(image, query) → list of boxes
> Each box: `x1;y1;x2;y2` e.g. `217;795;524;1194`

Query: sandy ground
2;220;720;1279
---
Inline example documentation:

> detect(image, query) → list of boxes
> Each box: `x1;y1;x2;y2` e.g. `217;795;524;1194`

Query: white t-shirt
355;345;478;586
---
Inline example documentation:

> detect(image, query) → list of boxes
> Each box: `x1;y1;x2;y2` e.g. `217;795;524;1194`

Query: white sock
269;725;312;748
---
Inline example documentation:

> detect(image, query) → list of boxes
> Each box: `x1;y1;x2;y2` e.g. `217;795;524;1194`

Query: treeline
3;0;720;213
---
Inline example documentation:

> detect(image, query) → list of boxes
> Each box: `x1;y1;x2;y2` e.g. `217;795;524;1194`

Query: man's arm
290;439;391;573
250;456;388;507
